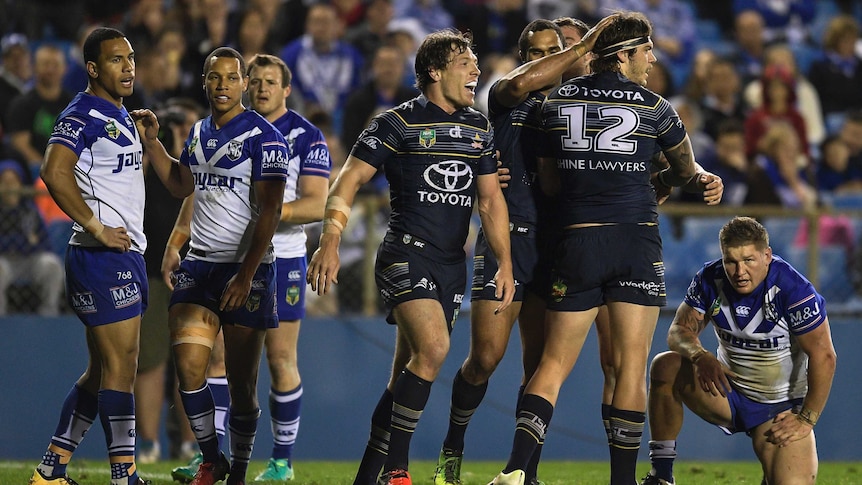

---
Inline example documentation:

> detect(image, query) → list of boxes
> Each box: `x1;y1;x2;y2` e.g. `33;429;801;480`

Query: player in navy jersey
134;47;288;485
491;12;698;485
30;28;194;485
432;15;615;485
307;29;515;485
641;216;836;485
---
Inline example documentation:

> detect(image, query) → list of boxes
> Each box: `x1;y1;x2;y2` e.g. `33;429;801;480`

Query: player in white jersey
641;216;837;485
30;27;194;485
135;47;288;485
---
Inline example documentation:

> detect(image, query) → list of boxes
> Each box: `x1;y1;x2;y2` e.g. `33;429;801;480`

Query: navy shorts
65;246;148;326
471;223;537;302
547;224;667;312
276;256;307;322
375;234;466;333
170;259;278;329
721;389;803;435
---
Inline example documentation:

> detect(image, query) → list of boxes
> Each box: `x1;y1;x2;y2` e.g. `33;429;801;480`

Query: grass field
4;460;860;484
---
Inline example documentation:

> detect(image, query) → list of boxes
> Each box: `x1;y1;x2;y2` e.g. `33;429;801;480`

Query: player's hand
220;273;252;312
651;171;673;204
491;267;515;315
497;154;511;189
307;232;342;295
698;171;724;205
693;352;737;397
161;247;182;290
765;410;813;447
130;109;161;142
97;226;132;252
579;13;619;53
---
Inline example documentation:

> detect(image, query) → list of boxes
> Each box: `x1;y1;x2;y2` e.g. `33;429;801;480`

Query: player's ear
429;68;441;82
87;61;98;78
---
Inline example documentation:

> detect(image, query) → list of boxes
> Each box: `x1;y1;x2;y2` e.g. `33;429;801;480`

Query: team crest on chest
227;140;244;161
471;133;483;149
104;120;120;139
419;128;436;148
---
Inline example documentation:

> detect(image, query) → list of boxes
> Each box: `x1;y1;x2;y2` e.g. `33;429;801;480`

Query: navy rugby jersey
487;82;546;226
179;110;289;264
684;255;826;403
541;71;687;226
48;93;146;252
351;95;497;263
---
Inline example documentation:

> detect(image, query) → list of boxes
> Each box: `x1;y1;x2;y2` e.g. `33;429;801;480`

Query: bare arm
655;135;698;187
767;320;837;446
307;155;379;295
476;172;514;313
493;14;617;108
283;174;329;224
220;178;285;312
41;144;131;251
668;301;736;396
131;109;195;198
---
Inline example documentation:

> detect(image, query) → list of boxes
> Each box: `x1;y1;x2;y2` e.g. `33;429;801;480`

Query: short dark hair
203;46;246;77
82;27;127;65
590;11;652;74
517;19;564;62
553;17;590;38
247;54;292;87
414;29;473;93
720;216;770;251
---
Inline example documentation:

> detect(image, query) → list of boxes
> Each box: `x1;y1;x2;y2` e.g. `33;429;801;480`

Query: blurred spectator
691;0;735;34
473;52;518;116
698;56;749;139
333;0;367;28
5;43;73;179
342;44;419;148
816;134;862;194
730;9;767;85
16;0;86;42
807;15;862;133
471;0;527;56
733;0;817;46
697;120;751;205
0;33;32;133
743;43;826;147
247;0;309;48
681;47;716;103
616;0;696;86
62;24;98;94
0;159;63;316
279;2;364;133
645;59;675;99
838;110;862;175
32;175;70;225
526;0;578;21
387;18;425;88
185;0;235;78
345;0;396;62
153;27;200;105
234;7;278;61
743;65;810;165
393;0;454;36
124;0;168;49
746;121;817;209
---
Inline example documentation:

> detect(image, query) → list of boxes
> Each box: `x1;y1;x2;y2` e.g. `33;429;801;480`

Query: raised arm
131;108;195;198
307;155;379;295
492;14;617;108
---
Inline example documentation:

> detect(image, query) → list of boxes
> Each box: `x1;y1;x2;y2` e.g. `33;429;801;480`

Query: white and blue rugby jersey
48;93;146;253
270;110;332;259
684;255;827;403
179;110;289;263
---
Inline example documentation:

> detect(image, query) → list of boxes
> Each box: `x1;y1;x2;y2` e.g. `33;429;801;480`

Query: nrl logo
419;128;436;148
105;120;120;139
188;137;198;155
227;140;243;161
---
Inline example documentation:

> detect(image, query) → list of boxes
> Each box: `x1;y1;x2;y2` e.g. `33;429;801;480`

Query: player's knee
649;351;683;385
464;349;502;381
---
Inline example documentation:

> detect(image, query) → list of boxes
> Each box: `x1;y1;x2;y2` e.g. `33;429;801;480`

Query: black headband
596;36;651;58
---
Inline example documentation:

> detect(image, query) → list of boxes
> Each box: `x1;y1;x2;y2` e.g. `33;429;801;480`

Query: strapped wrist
690;347;709;364
797;407;819;426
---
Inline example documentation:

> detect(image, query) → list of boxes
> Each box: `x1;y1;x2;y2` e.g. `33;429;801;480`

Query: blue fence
2;313;860;463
